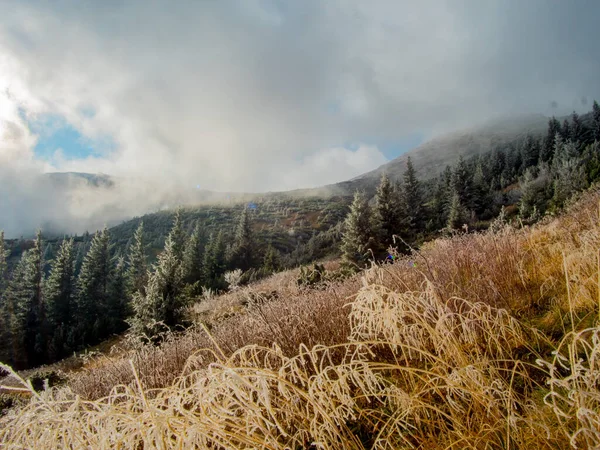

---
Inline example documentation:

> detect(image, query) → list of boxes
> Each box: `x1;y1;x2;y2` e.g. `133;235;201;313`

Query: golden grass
2;188;600;448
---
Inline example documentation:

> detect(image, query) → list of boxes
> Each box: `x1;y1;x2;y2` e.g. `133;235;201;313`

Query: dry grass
2;188;600;448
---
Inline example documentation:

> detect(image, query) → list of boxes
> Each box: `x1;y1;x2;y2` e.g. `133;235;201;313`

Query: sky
1;0;599;236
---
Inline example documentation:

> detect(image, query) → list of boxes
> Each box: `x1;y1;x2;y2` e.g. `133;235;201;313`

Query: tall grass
2;189;600;448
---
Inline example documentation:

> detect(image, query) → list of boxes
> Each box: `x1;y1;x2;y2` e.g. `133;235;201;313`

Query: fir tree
375;173;400;249
561;118;571;141
170;208;187;263
75;227;111;346
1;254;30;368
203;231;227;290
181;222;204;286
44;238;76;360
593;100;600;142
230;207;255;272
127;222;148;297
262;244;281;274
471;162;490;216
447;189;468;230
106;256;130;335
0;230;8;293
570;111;586;146
341;191;378;268
402;156;424;232
541;117;561;162
520;134;539;169
452;156;473;209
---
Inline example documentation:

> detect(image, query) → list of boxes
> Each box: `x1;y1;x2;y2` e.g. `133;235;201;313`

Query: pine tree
106;256;130;335
447;189;468;230
75;227;111;346
571;111;585;146
0;230;8;293
561;119;571;141
170;208;187;263
520;134;539;169
471;162;490;216
230;207;255;272
402;156;424;232
541;117;561;162
341;191;378;268
430;176;450;230
1;254;30;368
45;238;76;360
375;173;400;249
181;222;204;286
452;156;473;209
593;100;600;142
203;231;227;290
262;244;281;274
127;222;148;297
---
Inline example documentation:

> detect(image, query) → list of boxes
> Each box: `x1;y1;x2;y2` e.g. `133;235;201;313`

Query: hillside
3;185;600;448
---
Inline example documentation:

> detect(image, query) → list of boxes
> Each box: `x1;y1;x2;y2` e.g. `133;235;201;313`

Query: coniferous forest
1;104;599;370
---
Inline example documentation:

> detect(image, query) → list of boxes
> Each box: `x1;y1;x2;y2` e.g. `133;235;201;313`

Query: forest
1;101;599;371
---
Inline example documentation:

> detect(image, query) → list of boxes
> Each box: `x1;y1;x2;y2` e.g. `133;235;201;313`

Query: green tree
181;222;205;286
230;207;255;272
0;230;8;293
127;222;148;297
520;134;539;169
447;189;468;230
44;238;76;360
203;231;227;290
570;111;586;146
375;173;401;249
541;117;561;162
593;100;600;142
471;162;490;217
1;254;30;368
452;156;473;209
341;191;378;268
262;244;281;275
561;118;571;141
106;255;130;335
75;227;111;346
402;156;424;232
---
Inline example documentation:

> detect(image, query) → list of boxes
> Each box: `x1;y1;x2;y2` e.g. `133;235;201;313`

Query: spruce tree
341;191;378;268
230;207;255;272
1;254;30;368
561;119;571;141
75;227;111;346
375;173;400;249
262;244;281;274
106;256;130;335
127;222;148;297
593;100;600;142
472;162;490;216
203;231;227;290
402;156;424;232
447;189;468;230
45;238;76;360
521;134;539;169
170;208;187;263
0;230;8;293
541;117;561;162
571;111;585;146
181;222;204;286
452;156;473;209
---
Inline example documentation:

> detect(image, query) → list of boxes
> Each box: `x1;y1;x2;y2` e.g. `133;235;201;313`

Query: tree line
340;102;600;268
0;207;278;369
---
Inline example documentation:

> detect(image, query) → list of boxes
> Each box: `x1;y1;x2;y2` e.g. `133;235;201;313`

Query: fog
0;1;599;237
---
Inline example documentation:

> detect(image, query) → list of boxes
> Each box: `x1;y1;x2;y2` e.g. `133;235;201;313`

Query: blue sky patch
21;110;116;163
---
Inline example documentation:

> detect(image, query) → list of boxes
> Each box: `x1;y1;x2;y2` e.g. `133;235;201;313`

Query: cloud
0;0;599;236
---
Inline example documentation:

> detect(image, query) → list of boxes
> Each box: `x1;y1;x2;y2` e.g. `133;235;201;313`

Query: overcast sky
1;0;599;236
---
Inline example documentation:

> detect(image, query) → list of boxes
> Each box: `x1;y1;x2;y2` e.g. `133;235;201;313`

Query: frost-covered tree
375;173;401;249
447;189;468;230
593;100;600;142
541;117;561;162
402;156;424;232
203;230;227;290
1;254;30;367
230;207;255;272
452;156;473;210
75;227;111;346
341;191;378;268
181;222;204;286
106;255;130;335
45;238;76;359
127;222;148;297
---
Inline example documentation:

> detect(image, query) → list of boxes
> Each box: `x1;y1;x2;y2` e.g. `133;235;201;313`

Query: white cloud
0;0;599;235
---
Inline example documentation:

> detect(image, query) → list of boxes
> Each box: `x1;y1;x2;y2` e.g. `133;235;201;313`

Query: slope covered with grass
2;188;600;448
